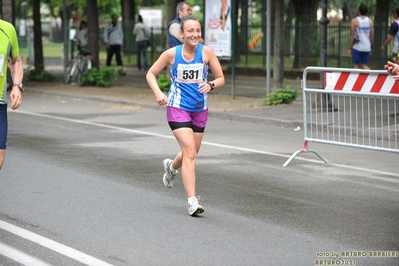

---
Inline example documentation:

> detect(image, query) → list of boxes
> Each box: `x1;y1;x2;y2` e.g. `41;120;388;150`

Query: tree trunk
166;0;180;26
232;0;248;64
284;1;294;56
121;0;135;53
165;0;179;47
375;0;390;66
2;0;13;24
237;0;247;64
261;0;266;67
33;0;44;70
292;0;319;69
87;0;99;68
273;0;284;89
261;0;275;67
341;2;349;22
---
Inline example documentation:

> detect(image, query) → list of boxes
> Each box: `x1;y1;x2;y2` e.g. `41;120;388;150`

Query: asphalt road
0;91;398;266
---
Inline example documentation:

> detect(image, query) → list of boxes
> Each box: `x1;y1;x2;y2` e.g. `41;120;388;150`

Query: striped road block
324;72;399;94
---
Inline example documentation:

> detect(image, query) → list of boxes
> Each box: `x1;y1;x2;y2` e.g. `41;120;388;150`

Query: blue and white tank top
168;44;209;112
353;16;371;52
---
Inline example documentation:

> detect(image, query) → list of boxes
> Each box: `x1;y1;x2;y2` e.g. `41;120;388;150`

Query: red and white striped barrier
324;72;399;94
284;67;399;167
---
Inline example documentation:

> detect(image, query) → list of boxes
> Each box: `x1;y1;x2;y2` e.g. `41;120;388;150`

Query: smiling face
180;17;202;46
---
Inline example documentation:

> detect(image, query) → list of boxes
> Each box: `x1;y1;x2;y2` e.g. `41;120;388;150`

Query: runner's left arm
9;55;23;110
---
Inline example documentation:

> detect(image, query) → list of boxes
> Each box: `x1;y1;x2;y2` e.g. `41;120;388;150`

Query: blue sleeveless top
168;44;209;112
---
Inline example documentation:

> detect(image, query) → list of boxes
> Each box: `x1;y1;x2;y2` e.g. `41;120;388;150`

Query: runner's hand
155;92;168;106
9;87;22;110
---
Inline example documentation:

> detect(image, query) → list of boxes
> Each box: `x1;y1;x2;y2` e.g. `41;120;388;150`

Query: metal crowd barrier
283;66;399;167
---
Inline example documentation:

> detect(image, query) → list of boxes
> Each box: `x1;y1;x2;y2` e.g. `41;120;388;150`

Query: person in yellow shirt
0;19;24;170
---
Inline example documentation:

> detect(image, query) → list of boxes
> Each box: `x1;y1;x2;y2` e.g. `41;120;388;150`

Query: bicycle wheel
77;57;89;86
65;59;78;84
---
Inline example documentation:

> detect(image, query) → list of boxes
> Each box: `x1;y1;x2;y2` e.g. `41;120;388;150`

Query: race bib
176;63;204;83
0;55;4;76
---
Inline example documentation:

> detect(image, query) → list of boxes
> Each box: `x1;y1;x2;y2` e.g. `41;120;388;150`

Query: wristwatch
14;83;24;92
208;81;215;91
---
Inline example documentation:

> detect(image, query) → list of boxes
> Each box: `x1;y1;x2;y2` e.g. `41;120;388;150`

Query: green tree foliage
139;0;165;6
14;0;122;20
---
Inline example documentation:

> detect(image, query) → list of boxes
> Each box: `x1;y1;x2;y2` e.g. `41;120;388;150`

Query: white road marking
0;220;114;266
0;242;52;266
13;110;399;181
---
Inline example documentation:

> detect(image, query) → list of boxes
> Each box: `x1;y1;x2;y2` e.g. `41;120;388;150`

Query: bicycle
65;47;92;86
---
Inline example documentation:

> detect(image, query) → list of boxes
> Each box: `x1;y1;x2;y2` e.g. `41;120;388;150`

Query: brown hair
180;16;200;32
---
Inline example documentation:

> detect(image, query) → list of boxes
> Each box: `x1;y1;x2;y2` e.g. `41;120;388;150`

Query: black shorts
0;104;8;149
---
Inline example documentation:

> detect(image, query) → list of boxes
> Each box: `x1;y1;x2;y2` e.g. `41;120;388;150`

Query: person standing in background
132;15;149;71
0;19;24;170
103;14;126;76
381;8;399;63
74;20;88;53
167;2;193;48
349;3;374;69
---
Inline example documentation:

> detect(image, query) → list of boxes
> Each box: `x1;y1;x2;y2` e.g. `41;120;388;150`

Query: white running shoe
162;159;178;188
188;196;204;216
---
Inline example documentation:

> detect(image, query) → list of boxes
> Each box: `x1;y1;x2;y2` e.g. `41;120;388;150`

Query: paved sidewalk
27;65;312;129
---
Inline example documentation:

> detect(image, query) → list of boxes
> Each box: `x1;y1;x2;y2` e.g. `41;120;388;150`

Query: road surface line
0;220;114;266
13;110;399;180
0;241;52;266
